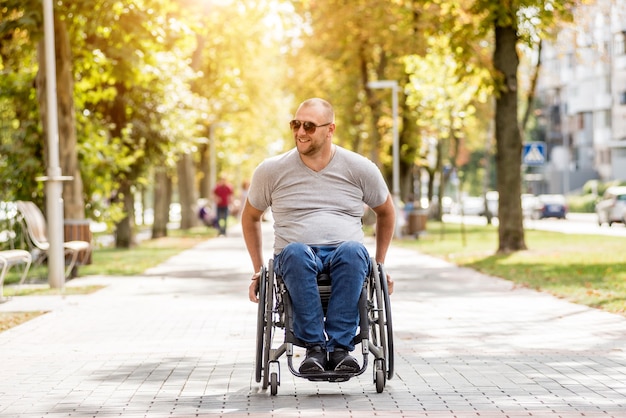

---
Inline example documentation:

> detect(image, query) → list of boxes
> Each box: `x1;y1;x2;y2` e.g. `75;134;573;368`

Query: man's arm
241;199;266;302
371;194;396;294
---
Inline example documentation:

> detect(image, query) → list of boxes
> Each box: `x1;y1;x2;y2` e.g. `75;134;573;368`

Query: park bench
16;201;92;279
0;249;32;302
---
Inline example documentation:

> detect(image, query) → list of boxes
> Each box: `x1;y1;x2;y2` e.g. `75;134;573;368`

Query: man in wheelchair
242;98;395;375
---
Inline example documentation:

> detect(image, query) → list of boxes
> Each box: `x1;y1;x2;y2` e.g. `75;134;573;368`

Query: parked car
531;194;568;219
595;186;626;226
521;194;539;218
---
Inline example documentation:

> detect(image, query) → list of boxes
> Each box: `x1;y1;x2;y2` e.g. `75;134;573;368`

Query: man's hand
387;273;394;295
249;271;260;303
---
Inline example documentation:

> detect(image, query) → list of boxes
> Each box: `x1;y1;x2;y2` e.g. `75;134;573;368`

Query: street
444;212;626;237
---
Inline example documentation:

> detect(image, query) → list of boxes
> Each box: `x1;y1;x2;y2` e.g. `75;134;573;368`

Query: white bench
16;201;92;279
0;250;32;303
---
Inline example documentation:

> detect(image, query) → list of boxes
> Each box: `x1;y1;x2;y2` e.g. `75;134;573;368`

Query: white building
534;0;626;193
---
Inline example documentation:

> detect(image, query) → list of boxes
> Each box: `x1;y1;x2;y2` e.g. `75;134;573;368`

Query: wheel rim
262;259;275;389
254;266;267;383
379;263;394;379
369;262;387;366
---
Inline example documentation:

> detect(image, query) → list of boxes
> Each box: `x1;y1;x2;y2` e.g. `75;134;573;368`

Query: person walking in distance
241;98;395;374
213;175;233;236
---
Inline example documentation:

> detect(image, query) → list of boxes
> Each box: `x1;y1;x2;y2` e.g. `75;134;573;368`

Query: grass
3;226;217;284
3;285;107;297
4;219;626;334
80;227;218;276
0;312;46;333
398;221;626;316
0;225;218;332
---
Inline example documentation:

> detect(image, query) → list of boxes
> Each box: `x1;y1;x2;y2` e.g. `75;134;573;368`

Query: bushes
566;193;597;213
567;180;626;213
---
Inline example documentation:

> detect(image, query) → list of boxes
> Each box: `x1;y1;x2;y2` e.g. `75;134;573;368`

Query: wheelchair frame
255;257;394;395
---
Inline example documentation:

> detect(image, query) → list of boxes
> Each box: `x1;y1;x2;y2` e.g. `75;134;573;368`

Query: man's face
292;106;333;157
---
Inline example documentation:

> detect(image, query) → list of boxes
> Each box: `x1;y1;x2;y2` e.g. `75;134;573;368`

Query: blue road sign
523;142;546;166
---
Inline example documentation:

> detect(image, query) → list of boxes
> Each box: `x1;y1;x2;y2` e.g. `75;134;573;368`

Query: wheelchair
254;257;394;395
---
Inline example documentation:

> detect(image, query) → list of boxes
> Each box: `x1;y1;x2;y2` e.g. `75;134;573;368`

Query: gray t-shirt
247;146;390;253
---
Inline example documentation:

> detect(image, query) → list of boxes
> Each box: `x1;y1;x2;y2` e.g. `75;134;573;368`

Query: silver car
595;186;626;226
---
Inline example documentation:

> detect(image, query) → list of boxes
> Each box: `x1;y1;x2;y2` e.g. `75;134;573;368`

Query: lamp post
367;80;401;237
209;122;230;195
41;0;66;288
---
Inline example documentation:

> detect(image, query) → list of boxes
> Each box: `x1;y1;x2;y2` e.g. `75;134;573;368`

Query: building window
620;91;626;105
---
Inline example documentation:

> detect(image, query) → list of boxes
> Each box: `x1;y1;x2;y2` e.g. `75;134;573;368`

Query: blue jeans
274;241;370;353
216;206;228;235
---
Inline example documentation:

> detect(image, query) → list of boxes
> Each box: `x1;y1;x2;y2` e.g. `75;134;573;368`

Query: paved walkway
1;222;625;417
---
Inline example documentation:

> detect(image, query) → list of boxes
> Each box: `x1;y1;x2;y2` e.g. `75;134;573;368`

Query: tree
181;0;297;220
35;13;85;219
68;0;200;246
404;35;491;220
0;1;84;217
0;2;44;204
463;0;575;252
288;0;429;200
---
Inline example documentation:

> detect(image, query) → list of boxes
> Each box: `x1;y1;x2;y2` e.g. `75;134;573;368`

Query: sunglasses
289;119;332;134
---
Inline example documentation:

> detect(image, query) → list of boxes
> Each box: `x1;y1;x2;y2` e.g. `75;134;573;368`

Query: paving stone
1;222;625;417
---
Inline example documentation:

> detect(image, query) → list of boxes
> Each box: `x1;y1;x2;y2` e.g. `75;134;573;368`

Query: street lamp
367;80;401;237
40;0;66;288
209;122;230;195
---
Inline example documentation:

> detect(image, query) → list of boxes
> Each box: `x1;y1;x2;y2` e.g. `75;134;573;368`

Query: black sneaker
299;345;327;374
328;348;359;372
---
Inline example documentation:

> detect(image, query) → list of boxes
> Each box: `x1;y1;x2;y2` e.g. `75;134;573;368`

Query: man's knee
335;241;369;263
280;242;314;262
276;243;318;277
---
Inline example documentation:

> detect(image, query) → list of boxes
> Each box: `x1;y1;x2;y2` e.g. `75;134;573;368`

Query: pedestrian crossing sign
522;142;546;166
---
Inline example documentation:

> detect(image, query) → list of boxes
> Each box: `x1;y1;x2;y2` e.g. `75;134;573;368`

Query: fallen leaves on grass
0;311;46;333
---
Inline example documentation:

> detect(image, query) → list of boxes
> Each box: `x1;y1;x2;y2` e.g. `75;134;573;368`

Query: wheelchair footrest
287;355;369;381
299;370;358;383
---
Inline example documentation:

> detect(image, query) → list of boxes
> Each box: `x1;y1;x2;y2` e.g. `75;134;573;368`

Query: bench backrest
16;201;50;251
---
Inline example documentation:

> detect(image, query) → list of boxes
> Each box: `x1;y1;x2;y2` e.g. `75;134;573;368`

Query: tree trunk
399;90;420;202
177;153;198;230
152;167;171;239
198;142;210;199
434;139;444;221
115;180;136;248
493;24;526;253
36;15;84;219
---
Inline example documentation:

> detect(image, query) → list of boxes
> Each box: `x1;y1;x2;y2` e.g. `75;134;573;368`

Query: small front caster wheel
270;372;279;396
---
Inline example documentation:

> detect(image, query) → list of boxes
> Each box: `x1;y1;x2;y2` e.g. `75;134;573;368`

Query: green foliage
566;193;597;213
0;3;44;203
404;35;491;149
289;0;428;157
590;179;626;196
399;222;626;316
68;0;201;206
0;0;585;241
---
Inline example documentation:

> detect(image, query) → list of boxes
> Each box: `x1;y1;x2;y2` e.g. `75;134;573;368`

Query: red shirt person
213;176;234;235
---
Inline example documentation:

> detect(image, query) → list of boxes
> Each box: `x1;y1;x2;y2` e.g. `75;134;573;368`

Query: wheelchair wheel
270;372;279;396
261;259;275;390
369;261;394;382
378;262;394;379
255;265;268;383
374;359;385;393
